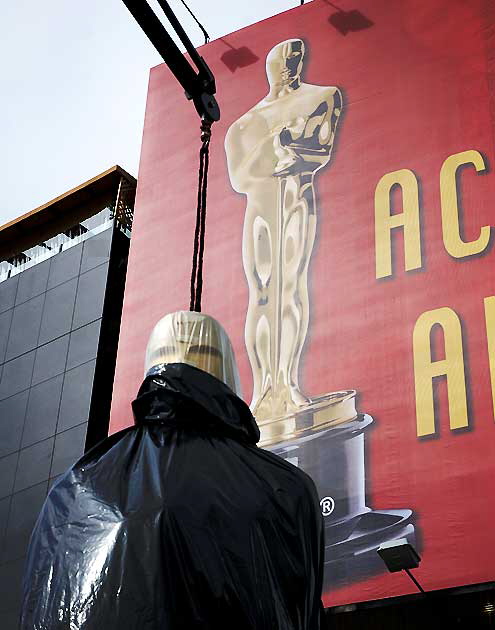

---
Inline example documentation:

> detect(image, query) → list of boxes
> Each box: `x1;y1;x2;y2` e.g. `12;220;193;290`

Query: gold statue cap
144;310;242;397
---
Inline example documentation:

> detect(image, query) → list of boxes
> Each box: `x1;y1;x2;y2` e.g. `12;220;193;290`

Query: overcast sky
1;1;312;226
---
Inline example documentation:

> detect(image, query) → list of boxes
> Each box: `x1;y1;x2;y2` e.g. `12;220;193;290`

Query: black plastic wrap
21;363;324;629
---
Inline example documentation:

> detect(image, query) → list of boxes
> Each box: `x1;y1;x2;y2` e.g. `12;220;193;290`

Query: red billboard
110;0;495;607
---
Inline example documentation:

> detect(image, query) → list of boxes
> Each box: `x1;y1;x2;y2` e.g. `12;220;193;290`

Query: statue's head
266;39;305;89
144;310;242;396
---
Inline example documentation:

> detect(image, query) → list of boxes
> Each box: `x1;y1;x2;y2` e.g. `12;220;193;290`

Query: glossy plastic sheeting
21;363;324;630
145;310;242;397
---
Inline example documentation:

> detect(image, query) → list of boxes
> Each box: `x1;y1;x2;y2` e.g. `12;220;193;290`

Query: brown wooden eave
0;165;136;261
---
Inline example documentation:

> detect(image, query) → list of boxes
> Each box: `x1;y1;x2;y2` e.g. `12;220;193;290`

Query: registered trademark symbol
320;496;335;517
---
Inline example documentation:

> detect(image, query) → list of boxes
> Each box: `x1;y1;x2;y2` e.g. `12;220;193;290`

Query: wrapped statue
21;311;325;630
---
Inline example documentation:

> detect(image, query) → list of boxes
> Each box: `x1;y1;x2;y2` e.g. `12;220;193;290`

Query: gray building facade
0;168;134;628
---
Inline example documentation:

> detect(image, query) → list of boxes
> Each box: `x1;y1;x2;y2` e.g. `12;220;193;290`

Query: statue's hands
273;117;316;175
277;105;337;158
273;128;300;175
279;117;307;145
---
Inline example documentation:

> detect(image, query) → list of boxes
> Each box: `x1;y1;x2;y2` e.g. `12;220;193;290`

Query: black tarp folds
21;363;324;629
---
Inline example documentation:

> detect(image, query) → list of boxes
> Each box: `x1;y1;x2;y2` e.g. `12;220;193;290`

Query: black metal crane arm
121;0;220;121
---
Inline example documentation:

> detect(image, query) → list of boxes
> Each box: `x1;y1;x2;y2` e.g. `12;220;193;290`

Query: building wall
0;226;127;629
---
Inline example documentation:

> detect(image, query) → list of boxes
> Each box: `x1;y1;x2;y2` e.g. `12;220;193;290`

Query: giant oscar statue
226;39;416;586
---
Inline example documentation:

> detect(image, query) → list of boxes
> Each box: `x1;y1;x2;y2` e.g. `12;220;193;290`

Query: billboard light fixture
377;538;425;593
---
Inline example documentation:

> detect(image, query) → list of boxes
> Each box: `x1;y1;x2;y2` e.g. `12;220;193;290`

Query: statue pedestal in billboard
260;393;415;587
226;38;415;587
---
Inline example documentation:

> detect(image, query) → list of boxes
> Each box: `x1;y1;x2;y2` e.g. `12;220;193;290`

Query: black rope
190;118;212;312
179;0;210;44
189;139;204;311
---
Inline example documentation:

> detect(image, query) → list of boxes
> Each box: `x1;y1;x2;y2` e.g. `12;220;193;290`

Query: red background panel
110;0;495;606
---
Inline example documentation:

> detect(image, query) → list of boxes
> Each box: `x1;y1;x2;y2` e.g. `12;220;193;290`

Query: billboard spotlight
378;538;424;593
